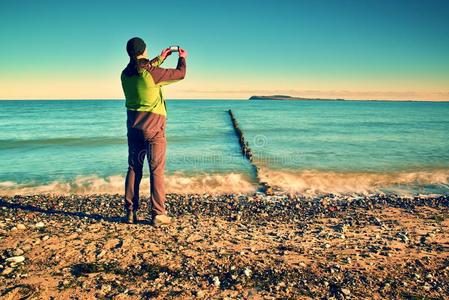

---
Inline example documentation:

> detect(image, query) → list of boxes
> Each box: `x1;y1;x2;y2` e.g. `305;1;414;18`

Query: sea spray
0;172;257;196
1;169;448;197
257;167;449;196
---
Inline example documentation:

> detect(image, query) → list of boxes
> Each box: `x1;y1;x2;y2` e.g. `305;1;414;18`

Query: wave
1;169;448;197
0;172;257;196
258;167;449;196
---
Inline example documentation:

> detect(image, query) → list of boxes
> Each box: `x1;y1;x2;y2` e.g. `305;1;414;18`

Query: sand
0;193;448;299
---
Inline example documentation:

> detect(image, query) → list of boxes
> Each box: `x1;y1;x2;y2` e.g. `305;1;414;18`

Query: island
249;95;345;101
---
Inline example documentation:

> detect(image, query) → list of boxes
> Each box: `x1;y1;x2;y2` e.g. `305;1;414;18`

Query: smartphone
169;45;179;52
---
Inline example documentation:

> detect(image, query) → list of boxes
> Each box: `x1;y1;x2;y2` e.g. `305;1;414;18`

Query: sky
0;0;448;100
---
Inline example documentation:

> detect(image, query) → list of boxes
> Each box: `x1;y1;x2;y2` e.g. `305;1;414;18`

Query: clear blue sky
1;0;448;100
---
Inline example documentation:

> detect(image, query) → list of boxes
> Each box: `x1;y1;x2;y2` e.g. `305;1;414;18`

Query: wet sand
0;193;448;299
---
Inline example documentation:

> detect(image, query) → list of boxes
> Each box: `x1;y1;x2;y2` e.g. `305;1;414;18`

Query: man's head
126;37;147;58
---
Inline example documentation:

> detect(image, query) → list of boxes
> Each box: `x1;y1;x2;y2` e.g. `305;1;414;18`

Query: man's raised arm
149;48;172;67
147;48;187;86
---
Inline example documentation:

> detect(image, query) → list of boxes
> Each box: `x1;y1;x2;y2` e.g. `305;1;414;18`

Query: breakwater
227;110;273;195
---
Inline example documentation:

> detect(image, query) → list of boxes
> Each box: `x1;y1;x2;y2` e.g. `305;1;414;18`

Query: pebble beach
1;193;448;299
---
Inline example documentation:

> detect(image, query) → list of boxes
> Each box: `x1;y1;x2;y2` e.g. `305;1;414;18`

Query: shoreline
1;193;448;298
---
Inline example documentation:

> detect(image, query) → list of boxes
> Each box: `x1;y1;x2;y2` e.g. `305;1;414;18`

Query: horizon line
1;98;449;102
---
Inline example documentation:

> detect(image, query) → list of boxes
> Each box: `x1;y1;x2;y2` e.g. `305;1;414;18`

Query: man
120;37;187;226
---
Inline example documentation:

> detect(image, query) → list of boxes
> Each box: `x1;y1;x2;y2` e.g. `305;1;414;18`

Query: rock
397;232;409;243
101;284;112;293
276;281;286;290
371;217;382;226
42;235;50;241
244;267;252;277
96;250;106;259
381;251;391;257
6;256;25;264
341;288;351;295
16;224;26;230
13;248;24;256
246;289;259;298
212;276;220;287
35;222;45;228
334;224;348;233
194;290;206;298
1;267;14;275
22;244;32;251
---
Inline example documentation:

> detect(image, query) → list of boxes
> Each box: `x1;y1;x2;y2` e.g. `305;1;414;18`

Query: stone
1;267;14;275
372;217;382;225
195;290;206;298
13;248;24;256
341;288;351;295
212;276;220;287
96;250;106;259
334;224;348;233
35;222;45;228
6;256;25;264
101;284;112;293
21;245;32;252
17;224;26;230
397;232;409;243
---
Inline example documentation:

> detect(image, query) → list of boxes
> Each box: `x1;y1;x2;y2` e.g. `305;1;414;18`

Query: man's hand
179;48;188;59
160;48;172;60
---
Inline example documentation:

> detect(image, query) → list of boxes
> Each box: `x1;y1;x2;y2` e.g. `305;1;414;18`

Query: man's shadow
0;198;127;224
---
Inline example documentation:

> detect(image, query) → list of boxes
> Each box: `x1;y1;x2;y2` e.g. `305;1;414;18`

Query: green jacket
121;55;186;131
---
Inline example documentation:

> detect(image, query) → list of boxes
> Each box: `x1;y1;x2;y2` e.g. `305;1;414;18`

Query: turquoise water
1;100;448;195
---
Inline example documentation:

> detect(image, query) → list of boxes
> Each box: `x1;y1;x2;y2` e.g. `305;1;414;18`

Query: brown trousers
125;126;167;215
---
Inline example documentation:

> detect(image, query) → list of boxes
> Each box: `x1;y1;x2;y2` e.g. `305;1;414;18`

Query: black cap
126;37;146;57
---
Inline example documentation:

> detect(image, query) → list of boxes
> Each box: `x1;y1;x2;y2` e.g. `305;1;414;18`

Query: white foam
0;172;257;196
258;167;449;196
1;169;448;197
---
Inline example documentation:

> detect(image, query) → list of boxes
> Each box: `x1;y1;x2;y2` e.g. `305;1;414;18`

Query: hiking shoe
152;214;172;226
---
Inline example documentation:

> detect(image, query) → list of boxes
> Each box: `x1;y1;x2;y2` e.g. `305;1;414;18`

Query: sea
1;99;449;197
